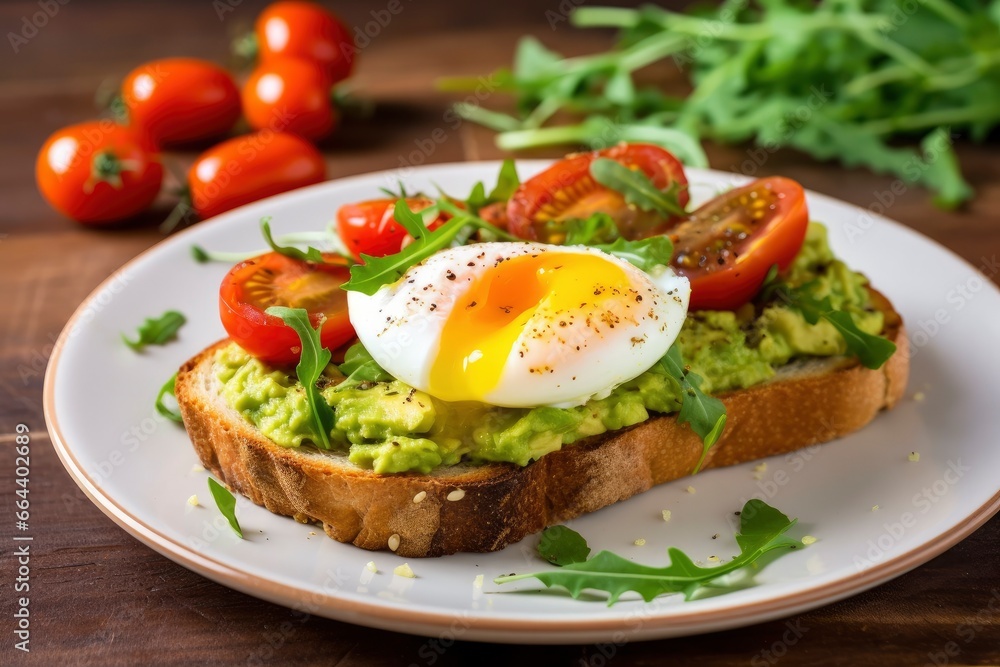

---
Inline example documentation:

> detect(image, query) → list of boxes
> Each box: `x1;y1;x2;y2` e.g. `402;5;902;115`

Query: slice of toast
176;289;908;557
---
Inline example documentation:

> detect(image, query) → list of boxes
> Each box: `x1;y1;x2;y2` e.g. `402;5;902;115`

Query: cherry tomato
336;197;447;259
188;131;325;219
121;58;240;148
671;177;809;311
507;143;689;243
220;251;354;365
36;120;163;225
255;1;355;84
242;57;337;141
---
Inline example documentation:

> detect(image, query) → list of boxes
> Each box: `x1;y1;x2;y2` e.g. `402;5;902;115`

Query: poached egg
347;242;690;408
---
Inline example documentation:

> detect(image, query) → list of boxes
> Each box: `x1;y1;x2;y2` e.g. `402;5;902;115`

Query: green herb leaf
658;344;726;474
261;218;326;263
590;158;687;218
465;158;521;212
343;201;510;296
263;306;335;449
537;525;592;566
121;310;187;352
592;235;674;273
488;158;521;203
154;373;183;423
564;212;621;245
207;477;243;538
337;342;393;387
497;499;799;605
769;281;897;370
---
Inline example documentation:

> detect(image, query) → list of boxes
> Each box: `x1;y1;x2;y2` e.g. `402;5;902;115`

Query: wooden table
3;0;999;664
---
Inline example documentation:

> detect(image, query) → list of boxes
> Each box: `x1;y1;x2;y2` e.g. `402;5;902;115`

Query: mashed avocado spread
215;223;884;474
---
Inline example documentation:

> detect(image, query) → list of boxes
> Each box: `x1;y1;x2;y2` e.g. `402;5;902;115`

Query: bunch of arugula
500;499;801;604
441;1;999;207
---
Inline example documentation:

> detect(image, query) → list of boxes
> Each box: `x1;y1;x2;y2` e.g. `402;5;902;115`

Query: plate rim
42;160;1000;641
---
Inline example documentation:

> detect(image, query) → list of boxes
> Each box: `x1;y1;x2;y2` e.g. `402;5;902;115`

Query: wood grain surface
2;0;999;665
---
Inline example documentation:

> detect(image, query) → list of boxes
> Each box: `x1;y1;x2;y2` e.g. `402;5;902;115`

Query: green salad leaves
658;344;727;473
122;310;186;352
497;499;800;605
264;306;336;449
208;477;243;538
443;1;996;206
589;158;686;218
154;373;183;423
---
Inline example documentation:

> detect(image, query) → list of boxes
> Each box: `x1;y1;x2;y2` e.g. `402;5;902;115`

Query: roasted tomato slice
219;252;353;365
671;177;809;311
336;196;447;260
507;143;689;243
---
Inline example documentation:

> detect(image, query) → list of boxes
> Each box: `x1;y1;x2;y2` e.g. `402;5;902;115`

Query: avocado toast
175;146;908;557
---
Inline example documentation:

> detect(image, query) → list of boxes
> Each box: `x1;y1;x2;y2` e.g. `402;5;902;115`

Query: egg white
347;242;690;408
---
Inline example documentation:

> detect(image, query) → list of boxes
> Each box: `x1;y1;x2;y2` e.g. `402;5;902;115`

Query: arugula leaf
464;159;520;212
343;201;511;296
154;373;183;423
537;525;591;566
590;158;687;218
564;213;621;245
497;499;799;605
593;235;674;273
658;344;726;474
260;218;326;263
447;3;995;206
765;276;897;370
122;310;186;352
337;342;393;387
263;306;335;449
207;477;243;538
488;158;521;203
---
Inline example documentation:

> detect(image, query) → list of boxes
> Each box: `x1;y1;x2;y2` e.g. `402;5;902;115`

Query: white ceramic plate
45;162;1000;644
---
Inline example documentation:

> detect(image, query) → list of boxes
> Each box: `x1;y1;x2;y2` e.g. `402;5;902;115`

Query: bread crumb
309;531;316;536
413;491;427;503
388;534;401;552
908;451;921;462
366;561;378;573
186;495;199;507
447;489;465;501
753;462;767;480
913;391;926;402
685;486;696;494
393;563;415;578
801;535;817;545
191;464;205;473
707;555;720;563
871;505;879;512
661;509;672;522
473;574;484;588
633;538;646;546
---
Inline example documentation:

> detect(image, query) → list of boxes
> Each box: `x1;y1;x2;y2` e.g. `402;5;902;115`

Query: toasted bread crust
176;290;908;557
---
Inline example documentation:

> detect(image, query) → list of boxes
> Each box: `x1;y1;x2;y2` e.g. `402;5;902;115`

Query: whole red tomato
255;1;355;84
36;120;163;224
121;58;240;148
242;57;338;141
188;131;326;219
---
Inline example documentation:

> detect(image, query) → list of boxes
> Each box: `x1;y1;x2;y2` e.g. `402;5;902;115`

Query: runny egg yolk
428;252;631;403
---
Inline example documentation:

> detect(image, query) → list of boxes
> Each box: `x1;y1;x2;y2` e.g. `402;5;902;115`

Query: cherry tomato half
256;1;355;84
507;143;689;243
220;251;354;365
336;196;447;259
121;58;241;148
188;131;325;219
242;57;338;141
36;120;163;225
671;177;809;311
